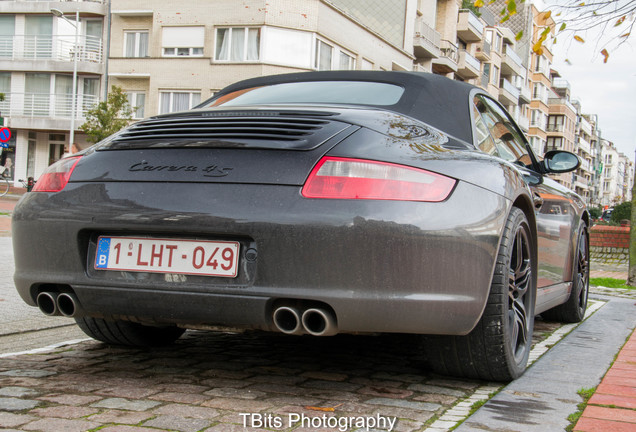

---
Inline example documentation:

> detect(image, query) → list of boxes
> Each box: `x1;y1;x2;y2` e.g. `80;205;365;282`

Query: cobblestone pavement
0;318;572;432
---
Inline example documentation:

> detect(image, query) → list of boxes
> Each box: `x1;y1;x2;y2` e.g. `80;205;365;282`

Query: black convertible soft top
199;71;477;143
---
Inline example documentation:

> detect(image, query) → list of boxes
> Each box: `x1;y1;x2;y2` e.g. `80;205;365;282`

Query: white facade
0;0;108;185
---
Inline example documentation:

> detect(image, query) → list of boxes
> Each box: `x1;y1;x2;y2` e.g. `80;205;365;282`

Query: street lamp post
51;8;79;149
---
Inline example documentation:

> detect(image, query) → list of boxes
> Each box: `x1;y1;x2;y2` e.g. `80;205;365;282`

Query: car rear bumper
12;180;508;335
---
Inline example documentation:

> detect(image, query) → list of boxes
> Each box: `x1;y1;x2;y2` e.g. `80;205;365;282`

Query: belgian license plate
95;236;240;278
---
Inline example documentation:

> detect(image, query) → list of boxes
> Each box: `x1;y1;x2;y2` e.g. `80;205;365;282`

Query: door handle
533;193;543;209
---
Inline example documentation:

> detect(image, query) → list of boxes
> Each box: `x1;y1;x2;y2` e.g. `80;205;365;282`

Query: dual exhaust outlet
273;305;337;336
36;292;83;318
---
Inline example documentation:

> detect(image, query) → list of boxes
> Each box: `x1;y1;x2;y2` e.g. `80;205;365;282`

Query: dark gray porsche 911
12;71;589;381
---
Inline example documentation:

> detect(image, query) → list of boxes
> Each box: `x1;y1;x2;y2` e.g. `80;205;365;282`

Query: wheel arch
511;193;538;271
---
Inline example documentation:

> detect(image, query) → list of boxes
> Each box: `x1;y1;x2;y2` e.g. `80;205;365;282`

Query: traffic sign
0;127;10;143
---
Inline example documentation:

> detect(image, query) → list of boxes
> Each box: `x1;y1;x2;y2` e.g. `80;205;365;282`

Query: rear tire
0;177;9;197
541;221;589;323
425;207;536;381
75;317;185;347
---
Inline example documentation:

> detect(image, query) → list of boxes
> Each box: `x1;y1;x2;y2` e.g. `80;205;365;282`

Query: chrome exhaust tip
56;292;82;317
36;292;60;316
273;306;304;335
302;308;337;336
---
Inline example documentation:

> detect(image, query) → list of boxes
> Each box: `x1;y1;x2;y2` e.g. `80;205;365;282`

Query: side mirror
542;150;580;173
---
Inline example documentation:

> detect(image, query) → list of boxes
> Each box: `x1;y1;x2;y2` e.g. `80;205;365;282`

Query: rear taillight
302;157;456;202
32;156;82;192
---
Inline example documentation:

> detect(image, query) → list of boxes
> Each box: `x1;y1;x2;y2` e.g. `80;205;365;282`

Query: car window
472;95;532;167
206;81;405;107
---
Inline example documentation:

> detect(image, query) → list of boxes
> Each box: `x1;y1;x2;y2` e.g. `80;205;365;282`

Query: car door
471;95;576;291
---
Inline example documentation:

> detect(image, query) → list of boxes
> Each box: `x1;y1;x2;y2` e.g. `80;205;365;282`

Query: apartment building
0;0;108;185
108;0;416;120
545;76;577;190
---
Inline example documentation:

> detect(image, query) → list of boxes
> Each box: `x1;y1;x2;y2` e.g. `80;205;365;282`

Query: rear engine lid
70;110;358;186
98;109;350;151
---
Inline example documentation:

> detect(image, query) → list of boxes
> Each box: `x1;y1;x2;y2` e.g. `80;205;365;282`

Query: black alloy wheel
508;220;533;365
425;207;536;381
542;222;590;323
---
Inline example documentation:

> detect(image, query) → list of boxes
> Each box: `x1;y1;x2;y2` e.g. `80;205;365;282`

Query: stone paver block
0;411;36;427
205;387;267;400
88;409;155;425
357;386;413;399
365;397;441;412
37;393;103;406
153;403;220;419
21;417;101;432
97;386;161;399
0;387;40;397
0;397;41;411
406;383;466;397
149;391;209;404
201;397;273;412
30;405;100;419
97;425;163;432
91;397;162;411
300;371;348;382
144;415;211;432
582;405;636;423
200;378;252;389
0;370;56;378
301;380;362;392
574;416;636;432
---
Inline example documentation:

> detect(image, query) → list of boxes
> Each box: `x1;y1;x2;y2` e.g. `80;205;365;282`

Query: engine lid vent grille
106;111;349;151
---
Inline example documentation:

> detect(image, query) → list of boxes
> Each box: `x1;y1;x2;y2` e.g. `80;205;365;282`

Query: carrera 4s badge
129;161;233;177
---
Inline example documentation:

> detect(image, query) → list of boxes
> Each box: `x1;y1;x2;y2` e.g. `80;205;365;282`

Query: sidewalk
574;328;636;431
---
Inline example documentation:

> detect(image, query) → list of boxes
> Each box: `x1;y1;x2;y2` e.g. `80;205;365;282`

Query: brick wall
590;225;631;266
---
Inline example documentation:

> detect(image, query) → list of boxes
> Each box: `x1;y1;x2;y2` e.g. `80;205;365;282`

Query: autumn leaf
541;26;551;37
578;2;585;5
573;35;585;43
601;49;609;63
515;30;524;41
543;10;552;20
473;0;484;7
532;40;544;55
620;33;631;38
305;404;343;412
501;15;510;23
615;16;626;26
507;0;517;15
559;23;567;32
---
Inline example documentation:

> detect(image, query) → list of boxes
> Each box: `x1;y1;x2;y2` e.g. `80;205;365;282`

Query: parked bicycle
0;167;9;197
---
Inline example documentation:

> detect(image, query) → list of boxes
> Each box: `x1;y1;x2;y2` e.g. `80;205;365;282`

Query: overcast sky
540;1;636;163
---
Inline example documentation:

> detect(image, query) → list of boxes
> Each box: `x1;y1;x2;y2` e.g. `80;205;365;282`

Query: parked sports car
12;71;588;381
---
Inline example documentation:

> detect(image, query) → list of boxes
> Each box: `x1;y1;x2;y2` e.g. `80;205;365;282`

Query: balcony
457;49;480;79
0;34;103;62
517;82;531;104
0;1;107;16
457;9;484;42
413;18;440;59
498;78;520;106
516;114;530;131
0;92;98;130
432;40;458;74
546;124;564;133
475;39;491;61
501;45;523;76
548;97;577;114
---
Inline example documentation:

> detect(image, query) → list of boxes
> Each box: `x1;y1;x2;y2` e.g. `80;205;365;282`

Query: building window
315;39;333;71
215;27;260;61
159;91;201;114
162;26;204;57
124;31;149;57
491;65;499;86
314;38;355;71
127;92;146;119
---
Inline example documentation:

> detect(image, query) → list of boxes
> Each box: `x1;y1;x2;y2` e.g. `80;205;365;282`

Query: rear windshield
205;81;405;108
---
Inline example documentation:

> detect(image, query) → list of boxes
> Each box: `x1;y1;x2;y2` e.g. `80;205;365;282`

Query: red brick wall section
590;225;631;249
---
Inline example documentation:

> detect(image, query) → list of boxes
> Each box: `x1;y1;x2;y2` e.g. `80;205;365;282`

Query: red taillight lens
302;157;456;202
32;156;82;192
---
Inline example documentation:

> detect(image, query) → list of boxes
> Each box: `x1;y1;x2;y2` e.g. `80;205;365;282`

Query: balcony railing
0;0;106;3
439;39;458;63
547;124;564;132
0;34;103;63
503;45;523;68
0;93;98;119
413;18;441;58
461;49;480;71
501;78;520;99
